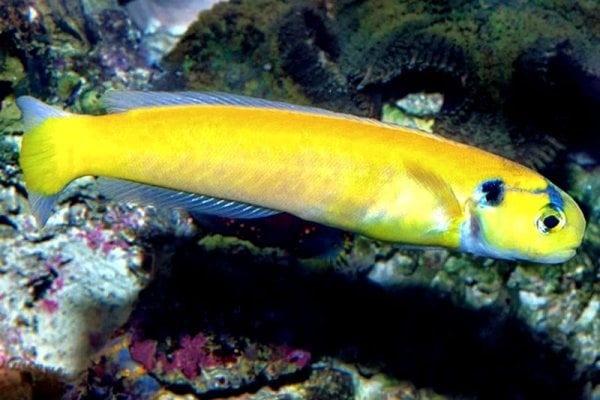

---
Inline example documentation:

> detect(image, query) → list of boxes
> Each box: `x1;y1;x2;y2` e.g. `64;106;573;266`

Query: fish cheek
465;191;525;252
459;198;504;259
465;179;510;247
482;191;551;249
463;198;482;239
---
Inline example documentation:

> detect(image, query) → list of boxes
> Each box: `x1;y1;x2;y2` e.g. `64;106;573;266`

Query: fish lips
525;248;576;264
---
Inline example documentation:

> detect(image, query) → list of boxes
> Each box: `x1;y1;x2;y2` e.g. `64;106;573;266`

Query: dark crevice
123;239;589;400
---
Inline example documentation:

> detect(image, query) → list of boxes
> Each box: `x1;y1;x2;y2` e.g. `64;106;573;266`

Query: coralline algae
72;328;312;398
0;211;149;375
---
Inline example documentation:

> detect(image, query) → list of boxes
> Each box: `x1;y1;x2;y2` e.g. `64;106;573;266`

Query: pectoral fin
405;163;463;235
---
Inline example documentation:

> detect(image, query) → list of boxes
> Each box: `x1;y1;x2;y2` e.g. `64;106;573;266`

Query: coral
341;26;475;113
331;0;600;169
163;0;309;101
71;295;314;397
0;0;156;110
0;360;68;400
0;225;149;374
62;235;590;398
277;5;364;114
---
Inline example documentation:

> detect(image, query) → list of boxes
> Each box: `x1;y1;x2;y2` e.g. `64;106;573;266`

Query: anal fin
96;178;280;219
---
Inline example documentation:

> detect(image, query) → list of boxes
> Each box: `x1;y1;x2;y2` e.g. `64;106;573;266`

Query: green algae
0;96;24;135
77;87;105;114
198;233;289;265
56;70;83;100
336;0;597;106
0;0;155;111
0;55;26;88
165;0;309;103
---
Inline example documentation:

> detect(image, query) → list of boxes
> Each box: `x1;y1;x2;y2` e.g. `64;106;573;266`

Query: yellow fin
17;97;73;226
405;163;462;235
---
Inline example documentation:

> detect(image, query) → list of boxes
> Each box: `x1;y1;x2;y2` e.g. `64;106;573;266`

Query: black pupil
481;179;504;206
543;215;560;229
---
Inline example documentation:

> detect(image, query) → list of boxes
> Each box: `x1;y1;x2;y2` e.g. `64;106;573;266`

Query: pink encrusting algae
39;299;59;314
156;333;215;379
130;338;158;371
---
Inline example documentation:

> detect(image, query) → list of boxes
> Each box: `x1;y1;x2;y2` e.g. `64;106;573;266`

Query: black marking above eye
478;179;505;206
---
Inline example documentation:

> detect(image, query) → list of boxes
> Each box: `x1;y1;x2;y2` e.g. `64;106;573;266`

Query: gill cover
460;179;585;263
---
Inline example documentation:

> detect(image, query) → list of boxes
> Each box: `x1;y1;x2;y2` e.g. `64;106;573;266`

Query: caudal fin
17;96;70;130
17;96;72;227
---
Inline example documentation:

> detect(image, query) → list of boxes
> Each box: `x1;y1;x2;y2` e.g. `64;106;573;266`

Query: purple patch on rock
40;299;59;314
157;333;211;379
285;349;311;368
130;339;158;371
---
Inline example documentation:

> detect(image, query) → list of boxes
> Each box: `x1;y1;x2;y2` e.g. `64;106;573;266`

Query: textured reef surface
0;0;599;399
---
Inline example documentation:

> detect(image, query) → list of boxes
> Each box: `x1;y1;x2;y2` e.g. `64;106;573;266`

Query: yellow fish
17;91;586;263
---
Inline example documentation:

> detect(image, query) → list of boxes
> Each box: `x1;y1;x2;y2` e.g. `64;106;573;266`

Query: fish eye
477;179;505;206
537;205;566;234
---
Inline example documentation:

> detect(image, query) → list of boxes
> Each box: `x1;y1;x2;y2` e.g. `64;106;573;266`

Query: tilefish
17;91;586;263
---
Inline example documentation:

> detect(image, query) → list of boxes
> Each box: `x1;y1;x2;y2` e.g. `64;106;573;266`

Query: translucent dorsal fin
103;90;348;117
102;90;452;141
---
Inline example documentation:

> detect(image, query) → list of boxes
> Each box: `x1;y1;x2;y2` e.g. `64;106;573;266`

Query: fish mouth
530;248;576;264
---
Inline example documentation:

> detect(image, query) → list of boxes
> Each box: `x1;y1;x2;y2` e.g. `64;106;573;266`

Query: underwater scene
0;0;599;399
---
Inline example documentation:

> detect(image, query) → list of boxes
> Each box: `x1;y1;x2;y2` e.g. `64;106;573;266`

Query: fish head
460;179;586;263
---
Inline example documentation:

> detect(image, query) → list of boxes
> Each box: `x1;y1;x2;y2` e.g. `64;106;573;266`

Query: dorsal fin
103;90;343;116
102;90;455;143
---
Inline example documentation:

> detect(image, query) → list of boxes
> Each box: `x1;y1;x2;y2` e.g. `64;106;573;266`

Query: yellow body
19;97;586;263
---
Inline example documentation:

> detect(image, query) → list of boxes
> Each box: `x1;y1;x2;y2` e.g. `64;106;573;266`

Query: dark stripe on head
537;182;564;209
546;183;564;209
